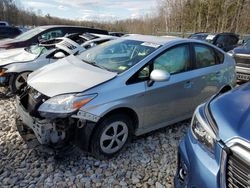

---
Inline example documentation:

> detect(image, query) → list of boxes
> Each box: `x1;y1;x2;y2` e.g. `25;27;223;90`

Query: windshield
79;39;160;73
244;40;250;48
25;45;48;55
15;27;44;40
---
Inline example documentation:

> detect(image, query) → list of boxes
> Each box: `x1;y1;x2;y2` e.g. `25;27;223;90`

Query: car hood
210;83;250;142
232;46;250;55
27;55;117;97
0;38;20;46
0;48;38;66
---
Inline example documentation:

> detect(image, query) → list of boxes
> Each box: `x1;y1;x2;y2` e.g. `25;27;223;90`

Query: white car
0;35;117;95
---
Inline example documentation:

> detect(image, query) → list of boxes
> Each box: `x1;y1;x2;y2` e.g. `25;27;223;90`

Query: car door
142;44;195;128
190;43;225;106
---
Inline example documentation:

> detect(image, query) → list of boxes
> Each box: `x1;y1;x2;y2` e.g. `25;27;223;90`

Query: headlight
38;93;97;116
191;109;216;153
0;68;7;76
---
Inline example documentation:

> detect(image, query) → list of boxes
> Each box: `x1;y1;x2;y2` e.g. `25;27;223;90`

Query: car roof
192;32;238;37
89;33;117;39
192;32;210;35
36;25;107;31
109;32;125;34
122;34;180;45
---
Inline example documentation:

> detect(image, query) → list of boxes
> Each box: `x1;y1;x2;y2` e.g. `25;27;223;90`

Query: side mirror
150;69;170;82
54;52;65;59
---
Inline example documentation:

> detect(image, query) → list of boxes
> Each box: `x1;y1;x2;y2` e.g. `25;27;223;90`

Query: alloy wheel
15;72;30;90
100;121;128;154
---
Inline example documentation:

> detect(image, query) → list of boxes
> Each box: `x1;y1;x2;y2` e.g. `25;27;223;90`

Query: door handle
184;81;193;89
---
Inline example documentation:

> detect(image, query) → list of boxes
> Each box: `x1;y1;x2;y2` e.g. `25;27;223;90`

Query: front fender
78;99;143;127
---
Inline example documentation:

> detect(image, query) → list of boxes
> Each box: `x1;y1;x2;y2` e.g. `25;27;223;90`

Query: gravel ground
0;91;189;188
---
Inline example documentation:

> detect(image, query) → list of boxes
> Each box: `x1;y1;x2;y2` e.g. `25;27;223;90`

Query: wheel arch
99;107;139;130
87;107;139;151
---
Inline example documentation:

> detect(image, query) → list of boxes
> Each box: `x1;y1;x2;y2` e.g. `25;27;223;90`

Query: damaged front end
16;87;99;155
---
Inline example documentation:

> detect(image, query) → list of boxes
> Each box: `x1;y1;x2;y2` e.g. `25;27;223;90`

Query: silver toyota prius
16;34;236;159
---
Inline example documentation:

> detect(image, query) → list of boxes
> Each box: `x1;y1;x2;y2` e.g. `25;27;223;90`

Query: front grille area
226;153;250;188
235;55;250;68
19;87;48;117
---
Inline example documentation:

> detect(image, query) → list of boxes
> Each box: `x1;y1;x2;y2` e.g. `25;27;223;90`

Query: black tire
9;72;31;94
90;114;134;160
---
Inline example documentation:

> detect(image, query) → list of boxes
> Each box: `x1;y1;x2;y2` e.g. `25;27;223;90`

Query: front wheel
9;72;31;94
90;114;133;159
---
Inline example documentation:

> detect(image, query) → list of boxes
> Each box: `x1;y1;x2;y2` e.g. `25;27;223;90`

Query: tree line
1;0;250;35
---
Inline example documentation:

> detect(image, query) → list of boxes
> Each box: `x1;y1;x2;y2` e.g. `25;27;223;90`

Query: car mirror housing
150;69;170;82
54;52;65;59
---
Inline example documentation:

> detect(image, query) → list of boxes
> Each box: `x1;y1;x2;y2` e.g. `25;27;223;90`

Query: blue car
174;83;250;188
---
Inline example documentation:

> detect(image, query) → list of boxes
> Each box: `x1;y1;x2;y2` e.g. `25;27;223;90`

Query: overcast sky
21;0;157;21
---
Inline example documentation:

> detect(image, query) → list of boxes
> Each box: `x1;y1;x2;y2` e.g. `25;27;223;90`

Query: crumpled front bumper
16;98;55;144
16;96;99;153
15;117;56;155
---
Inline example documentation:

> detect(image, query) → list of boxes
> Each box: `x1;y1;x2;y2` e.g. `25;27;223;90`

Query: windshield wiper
83;60;113;72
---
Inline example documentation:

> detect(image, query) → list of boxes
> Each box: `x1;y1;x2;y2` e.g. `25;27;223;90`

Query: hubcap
15;72;30;90
100;121;128;154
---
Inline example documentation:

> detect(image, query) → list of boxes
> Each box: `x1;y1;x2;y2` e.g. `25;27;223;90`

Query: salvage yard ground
0;88;189;188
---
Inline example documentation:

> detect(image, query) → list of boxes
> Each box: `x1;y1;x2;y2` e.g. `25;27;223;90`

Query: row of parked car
0;24;249;188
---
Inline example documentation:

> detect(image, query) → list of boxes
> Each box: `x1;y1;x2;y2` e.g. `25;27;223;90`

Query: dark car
189;32;239;52
188;32;210;41
175;83;250;188
0;26;22;39
228;40;250;82
0;25;108;49
109;32;125;37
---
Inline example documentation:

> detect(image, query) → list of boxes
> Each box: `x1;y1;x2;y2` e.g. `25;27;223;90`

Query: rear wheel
9;72;31;94
90;114;133;159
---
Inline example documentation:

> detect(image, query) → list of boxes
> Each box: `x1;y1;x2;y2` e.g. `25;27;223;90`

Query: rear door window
226;35;238;45
194;44;217;68
40;29;63;40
